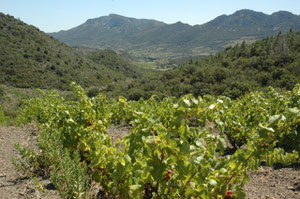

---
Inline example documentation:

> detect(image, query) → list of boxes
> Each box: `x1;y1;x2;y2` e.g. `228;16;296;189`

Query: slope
0;13;137;90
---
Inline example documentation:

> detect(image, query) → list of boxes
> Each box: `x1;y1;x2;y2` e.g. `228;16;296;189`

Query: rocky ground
0;124;299;198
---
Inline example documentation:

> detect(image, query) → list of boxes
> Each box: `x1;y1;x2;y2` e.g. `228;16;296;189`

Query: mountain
49;10;300;60
49;14;164;53
0;13;138;90
195;10;300;46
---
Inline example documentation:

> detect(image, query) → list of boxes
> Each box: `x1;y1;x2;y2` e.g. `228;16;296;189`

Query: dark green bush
87;87;100;98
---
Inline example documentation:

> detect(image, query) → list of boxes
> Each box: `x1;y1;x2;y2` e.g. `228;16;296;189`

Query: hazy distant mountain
196;10;300;41
49;10;300;59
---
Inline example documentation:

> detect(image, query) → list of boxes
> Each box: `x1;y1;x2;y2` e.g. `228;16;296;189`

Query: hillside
105;31;300;100
0;13;138;90
50;10;300;60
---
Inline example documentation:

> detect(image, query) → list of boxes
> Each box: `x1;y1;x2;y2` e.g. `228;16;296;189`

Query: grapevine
19;83;299;198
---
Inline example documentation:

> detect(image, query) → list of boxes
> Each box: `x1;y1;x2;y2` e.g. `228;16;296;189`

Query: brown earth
244;166;299;199
0;124;299;199
0;123;60;199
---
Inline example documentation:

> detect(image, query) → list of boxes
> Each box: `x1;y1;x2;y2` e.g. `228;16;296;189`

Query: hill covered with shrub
107;30;300;100
0;13;138;90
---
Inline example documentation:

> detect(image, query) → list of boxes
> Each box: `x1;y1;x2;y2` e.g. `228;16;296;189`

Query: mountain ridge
49;9;300;60
52;9;299;31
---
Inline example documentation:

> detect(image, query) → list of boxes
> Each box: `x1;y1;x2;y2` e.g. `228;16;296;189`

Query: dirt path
0;124;299;198
0;124;60;199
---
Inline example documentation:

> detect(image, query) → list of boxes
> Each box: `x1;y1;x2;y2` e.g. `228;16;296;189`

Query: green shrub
51;150;91;199
0;86;4;97
87;87;100;98
13;126;93;198
0;108;6;125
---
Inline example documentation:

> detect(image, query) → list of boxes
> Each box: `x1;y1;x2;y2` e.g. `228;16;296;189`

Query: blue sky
2;0;300;32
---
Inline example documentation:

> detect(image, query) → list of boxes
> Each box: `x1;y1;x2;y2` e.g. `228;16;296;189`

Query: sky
1;0;300;33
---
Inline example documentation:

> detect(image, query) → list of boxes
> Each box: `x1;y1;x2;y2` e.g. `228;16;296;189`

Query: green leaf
66;118;74;123
185;187;195;198
209;104;215;110
220;168;227;173
195;139;203;147
166;139;177;150
146;136;156;146
229;161;236;169
129;185;141;191
151;164;166;181
288;107;299;114
235;187;246;198
217;99;224;103
218;137;227;149
191;98;199;105
259;123;274;132
183;99;191;107
124;155;131;162
268;115;281;125
174;108;185;118
208;179;217;186
192;155;204;164
180;142;190;154
215;119;224;127
119;97;127;103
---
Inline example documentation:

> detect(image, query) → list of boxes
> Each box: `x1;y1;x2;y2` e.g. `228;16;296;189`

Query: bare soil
244;165;299;199
0;124;299;198
0;123;60;199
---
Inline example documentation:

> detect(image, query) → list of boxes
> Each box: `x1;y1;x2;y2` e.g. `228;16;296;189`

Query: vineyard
14;83;299;199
